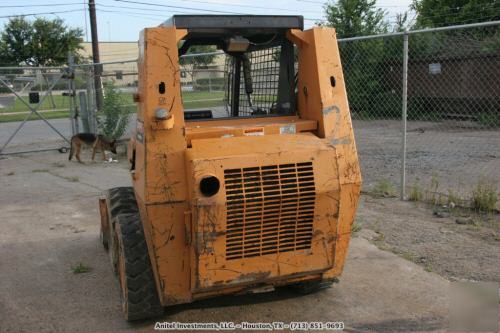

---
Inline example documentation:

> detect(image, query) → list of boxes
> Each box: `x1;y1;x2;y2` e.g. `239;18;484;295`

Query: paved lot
0;151;451;332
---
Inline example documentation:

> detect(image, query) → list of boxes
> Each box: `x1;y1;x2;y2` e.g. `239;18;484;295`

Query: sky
0;0;413;44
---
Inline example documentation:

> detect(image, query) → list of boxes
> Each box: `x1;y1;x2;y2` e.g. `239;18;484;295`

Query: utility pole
88;0;104;111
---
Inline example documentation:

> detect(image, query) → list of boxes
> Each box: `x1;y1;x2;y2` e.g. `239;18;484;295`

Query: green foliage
179;45;217;67
411;0;500;28
98;82;129;140
447;189;463;207
71;262;90;274
371;179;396;198
194;77;225;91
351;223;362;233
393;12;409;32
476;111;500;127
323;0;388;38
0;17;83;66
471;178;498;212
409;181;423;201
325;0;402;119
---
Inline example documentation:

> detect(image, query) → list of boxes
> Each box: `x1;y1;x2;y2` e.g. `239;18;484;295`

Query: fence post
400;32;409;200
67;53;79;135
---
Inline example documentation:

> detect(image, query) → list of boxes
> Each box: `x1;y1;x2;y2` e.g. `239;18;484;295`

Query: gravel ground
0;150;455;332
355;120;500;200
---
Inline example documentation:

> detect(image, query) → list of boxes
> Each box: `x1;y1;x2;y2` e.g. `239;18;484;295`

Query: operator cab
162;15;303;120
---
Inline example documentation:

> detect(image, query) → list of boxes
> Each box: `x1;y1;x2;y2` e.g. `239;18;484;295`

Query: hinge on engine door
184;211;192;245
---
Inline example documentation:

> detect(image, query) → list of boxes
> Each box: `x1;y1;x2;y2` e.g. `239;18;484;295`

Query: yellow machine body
126;22;361;307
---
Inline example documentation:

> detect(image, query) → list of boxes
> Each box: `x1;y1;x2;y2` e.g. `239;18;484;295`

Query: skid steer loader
99;15;362;320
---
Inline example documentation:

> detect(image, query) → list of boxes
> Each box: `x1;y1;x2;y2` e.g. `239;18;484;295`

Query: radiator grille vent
224;162;315;260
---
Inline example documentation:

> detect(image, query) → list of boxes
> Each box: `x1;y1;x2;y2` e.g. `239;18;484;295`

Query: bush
98;81;129;140
476;111;500;127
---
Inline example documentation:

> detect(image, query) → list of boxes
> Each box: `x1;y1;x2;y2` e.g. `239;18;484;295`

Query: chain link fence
1;21;498;207
339;21;500;206
0;66;72;154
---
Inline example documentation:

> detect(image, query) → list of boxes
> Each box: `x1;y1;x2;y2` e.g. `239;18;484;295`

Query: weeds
409;180;423;201
429;173;440;205
32;169;49;173
447;189;462;208
400;251;416;262
373;231;385;243
71;262;90;274
64;176;80;182
371;180;396;198
471;178;498;212
351;223;362;233
476;111;500;127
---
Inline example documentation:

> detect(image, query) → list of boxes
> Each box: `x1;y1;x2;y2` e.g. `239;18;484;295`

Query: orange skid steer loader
99;15;361;320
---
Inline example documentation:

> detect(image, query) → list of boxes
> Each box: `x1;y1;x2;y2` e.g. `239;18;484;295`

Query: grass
409;181;423;202
0;110;70;123
64;176;80;182
429;173;440;205
400;251;416;262
351;223;362;233
71;262;90;274
371;179;396;198
447;189;461;206
1;94;69;113
0;91;226;122
32;169;49;173
471;178;498;212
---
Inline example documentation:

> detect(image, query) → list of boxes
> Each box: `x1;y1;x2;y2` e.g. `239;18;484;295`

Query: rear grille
224;162;316;260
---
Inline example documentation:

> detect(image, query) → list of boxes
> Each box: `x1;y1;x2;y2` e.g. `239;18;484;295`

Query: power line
0;2;84;8
0;9;84;19
111;0;245;15
98;2;328;23
160;0;323;15
97;3;200;15
97;8;172;20
109;0;327;22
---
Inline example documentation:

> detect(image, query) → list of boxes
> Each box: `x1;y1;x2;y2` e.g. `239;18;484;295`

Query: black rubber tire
115;213;164;321
289;278;338;295
104;187;139;274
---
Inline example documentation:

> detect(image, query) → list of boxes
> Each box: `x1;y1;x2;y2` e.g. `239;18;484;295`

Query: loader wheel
104;187;139;275
115;213;163;321
289;278;338;295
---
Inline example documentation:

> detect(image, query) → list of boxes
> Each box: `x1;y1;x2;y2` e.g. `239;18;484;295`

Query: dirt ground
356;196;500;283
0;149;498;332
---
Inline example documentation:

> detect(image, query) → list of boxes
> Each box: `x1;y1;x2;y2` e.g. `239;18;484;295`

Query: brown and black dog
68;133;117;163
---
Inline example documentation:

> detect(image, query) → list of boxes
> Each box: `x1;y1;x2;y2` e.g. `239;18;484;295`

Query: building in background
81;42;138;87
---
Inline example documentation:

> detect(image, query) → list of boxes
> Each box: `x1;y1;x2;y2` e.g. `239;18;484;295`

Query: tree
179;45;217;91
323;0;401;118
393;12;410;32
0;17;83;66
323;0;388;38
411;0;500;28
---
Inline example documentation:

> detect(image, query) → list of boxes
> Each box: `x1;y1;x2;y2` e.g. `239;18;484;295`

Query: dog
68;133;117;163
